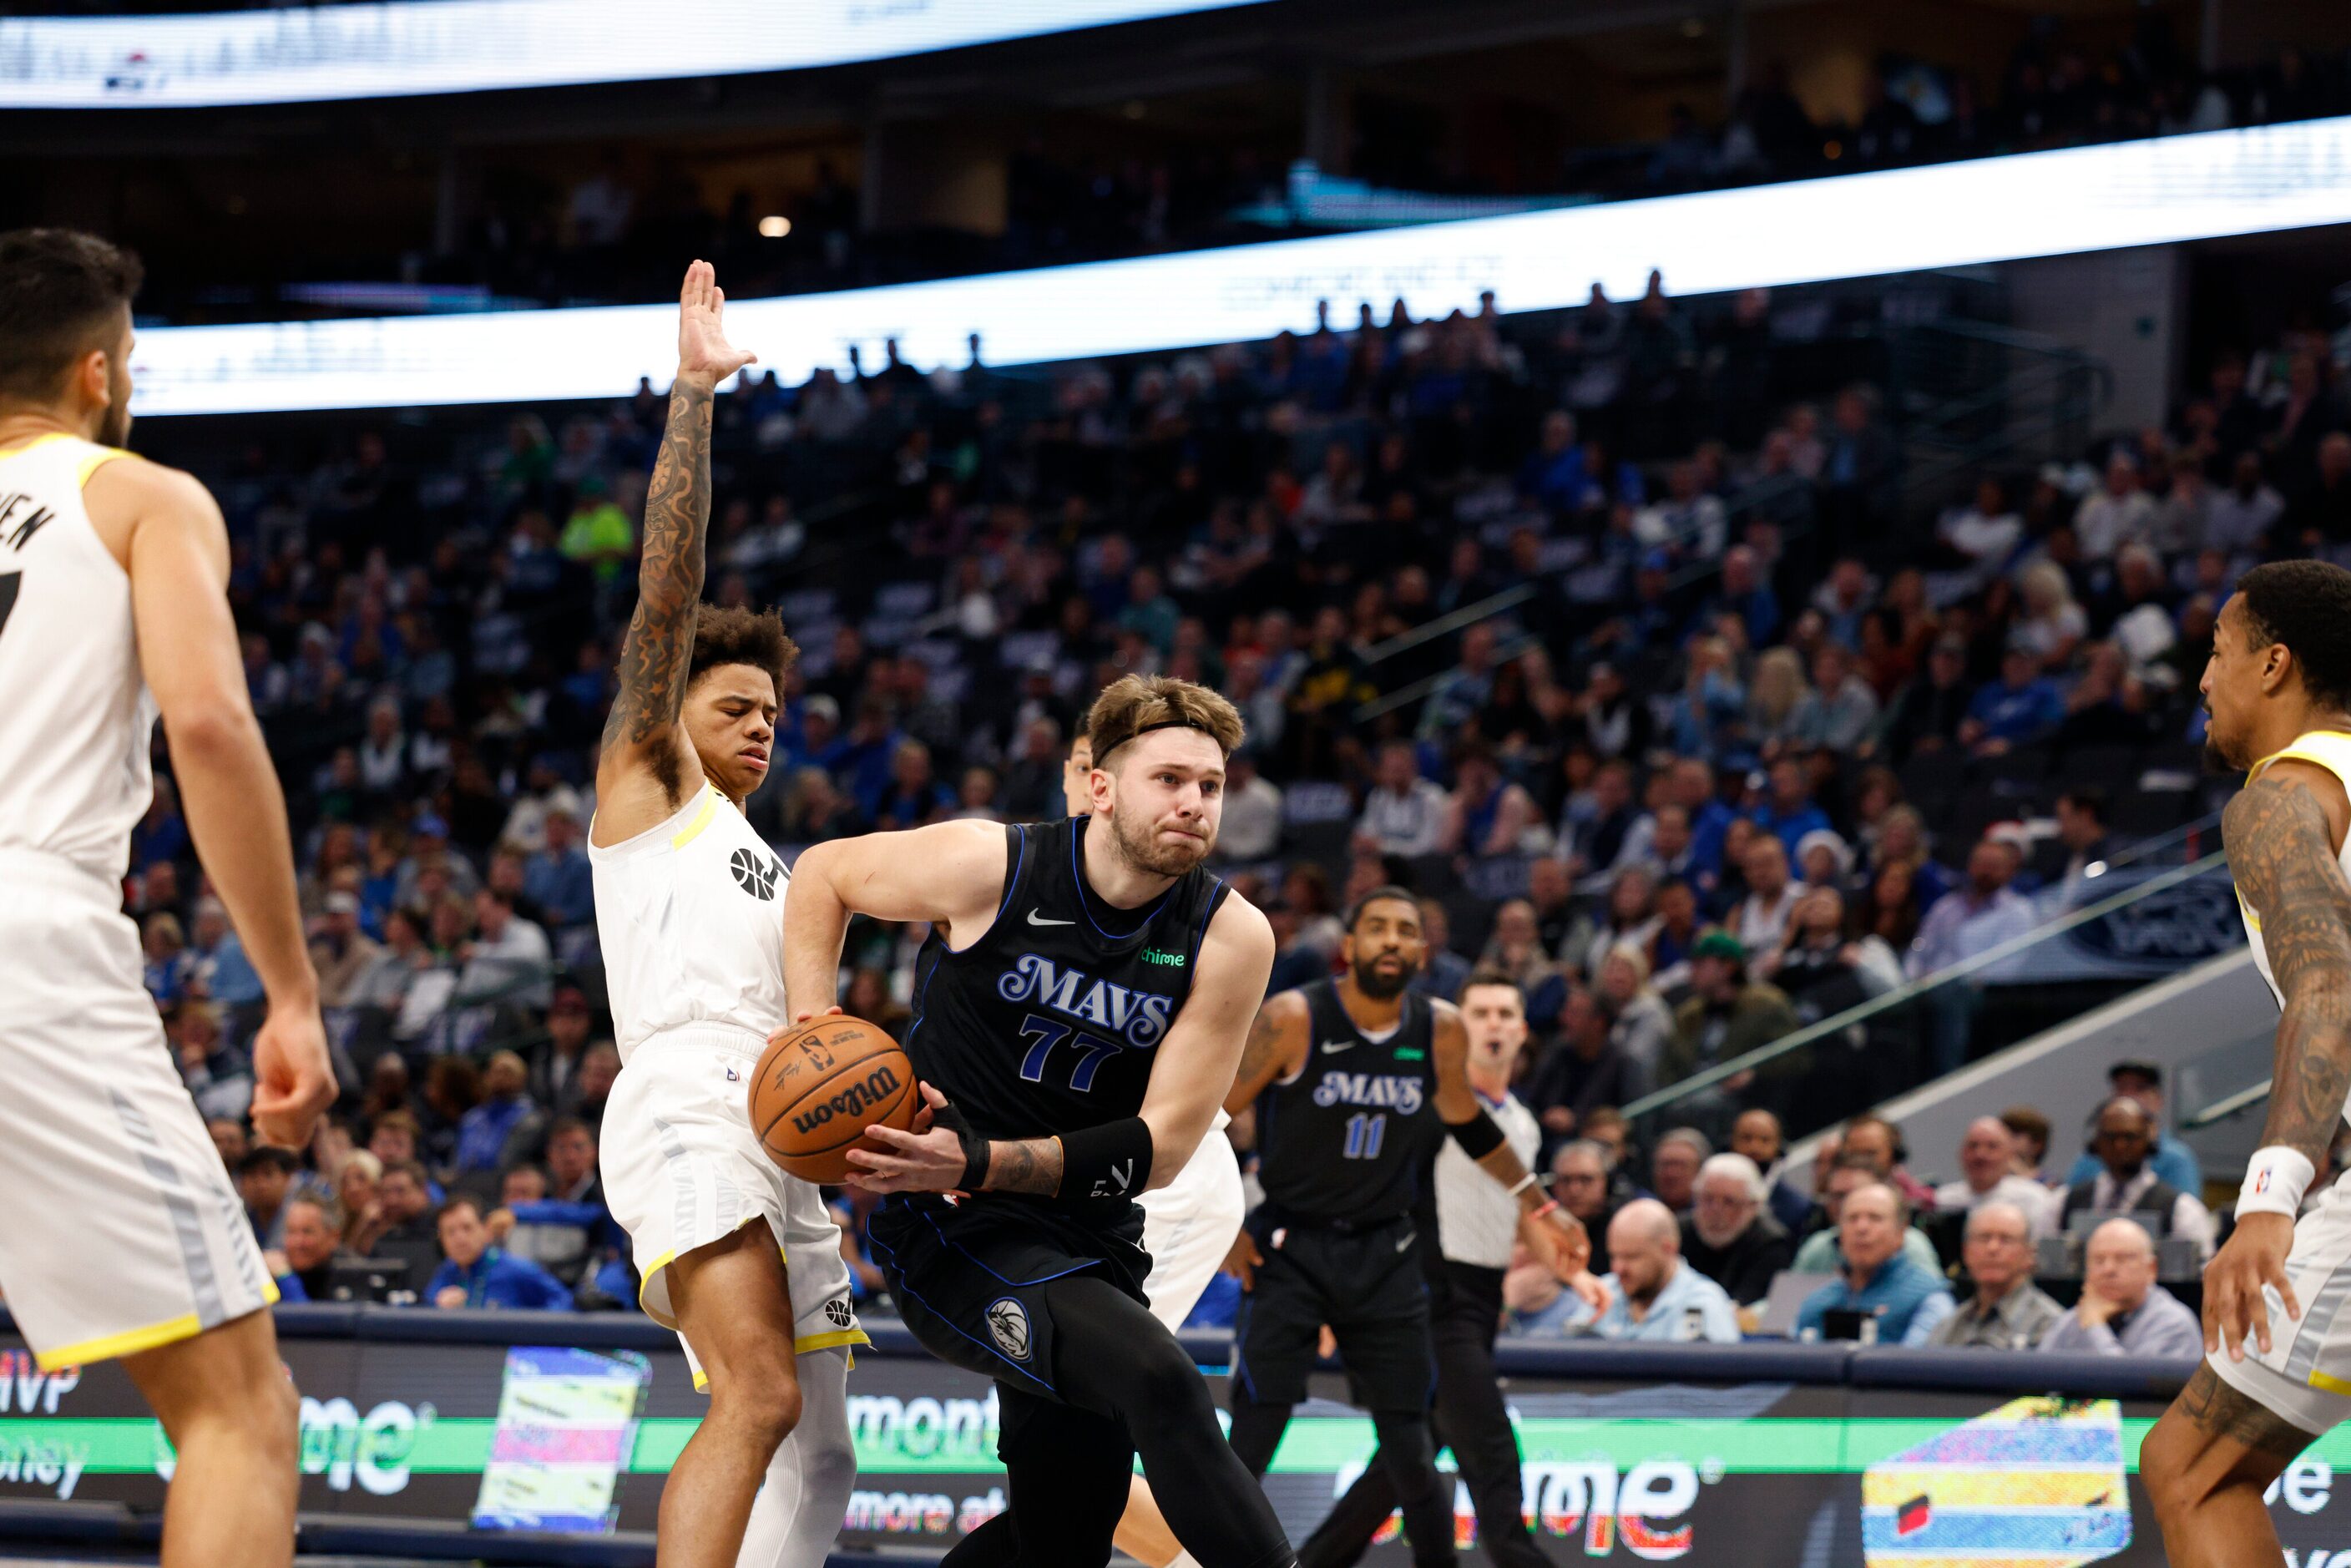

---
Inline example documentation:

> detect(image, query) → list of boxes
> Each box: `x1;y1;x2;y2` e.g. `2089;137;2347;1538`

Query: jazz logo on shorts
986;1297;1033;1361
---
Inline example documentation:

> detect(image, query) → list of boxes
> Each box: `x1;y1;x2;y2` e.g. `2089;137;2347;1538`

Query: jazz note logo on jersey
986;1297;1033;1361
824;1296;856;1329
731;847;781;901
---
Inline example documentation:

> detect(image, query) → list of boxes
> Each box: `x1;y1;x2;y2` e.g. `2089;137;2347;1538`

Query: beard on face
1351;948;1419;999
99;363;132;448
1106;800;1213;878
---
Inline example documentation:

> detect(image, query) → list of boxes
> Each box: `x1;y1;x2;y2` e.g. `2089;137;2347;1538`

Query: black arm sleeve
1444;1107;1506;1161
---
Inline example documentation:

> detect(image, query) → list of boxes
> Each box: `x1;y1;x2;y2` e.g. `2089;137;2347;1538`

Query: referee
1297;971;1555;1568
1221;890;1589;1568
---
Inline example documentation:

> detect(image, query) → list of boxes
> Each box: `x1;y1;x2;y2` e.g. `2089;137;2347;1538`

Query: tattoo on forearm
2177;1363;2316;1459
985;1136;1064;1196
602;377;715;798
2227;776;2351;1165
1231;1000;1292;1101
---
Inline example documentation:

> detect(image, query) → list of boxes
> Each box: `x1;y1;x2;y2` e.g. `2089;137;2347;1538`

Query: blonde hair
1749;647;1809;726
1086;673;1245;763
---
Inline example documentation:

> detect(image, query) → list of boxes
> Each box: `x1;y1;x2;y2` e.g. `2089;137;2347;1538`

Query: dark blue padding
1848;1344;2201;1400
271;1302;365;1338
350;1306;678;1349
1493;1338;1858;1385
296;1514;655;1565
0;1499;149;1544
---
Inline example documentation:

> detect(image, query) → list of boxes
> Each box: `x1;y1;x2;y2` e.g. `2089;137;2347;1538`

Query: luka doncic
1219;888;1593;1566
783;674;1296;1568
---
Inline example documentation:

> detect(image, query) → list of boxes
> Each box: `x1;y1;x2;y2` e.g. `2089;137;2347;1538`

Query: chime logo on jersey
730;846;780;900
994;953;1175;1047
985;1297;1033;1361
1311;1070;1425;1115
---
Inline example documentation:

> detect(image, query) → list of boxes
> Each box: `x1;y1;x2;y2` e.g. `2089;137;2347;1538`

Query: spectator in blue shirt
1795;1182;1954;1346
1961;645;2066;752
1521;1199;1742;1342
521;808;596;930
1748;758;1833;861
454;1050;540;1174
2060;1060;2203;1196
426;1197;575;1312
190;898;265;1009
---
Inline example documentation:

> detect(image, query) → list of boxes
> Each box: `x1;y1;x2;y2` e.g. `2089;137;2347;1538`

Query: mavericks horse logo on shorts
986;1297;1033;1361
824;1296;855;1329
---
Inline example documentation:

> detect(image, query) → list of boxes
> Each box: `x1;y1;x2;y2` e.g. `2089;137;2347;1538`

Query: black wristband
1444;1107;1507;1161
1058;1116;1155;1203
929;1096;990;1191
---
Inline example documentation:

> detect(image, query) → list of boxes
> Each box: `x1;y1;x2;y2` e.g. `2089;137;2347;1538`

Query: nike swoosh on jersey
1318;1039;1356;1054
1027;910;1077;927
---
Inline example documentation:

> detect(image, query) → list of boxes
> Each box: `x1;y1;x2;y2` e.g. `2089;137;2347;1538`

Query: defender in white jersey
2144;562;2351;1563
589;264;856;1568
0;228;334;1568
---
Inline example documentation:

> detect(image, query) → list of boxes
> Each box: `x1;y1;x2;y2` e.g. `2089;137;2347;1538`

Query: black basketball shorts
1231;1211;1435;1410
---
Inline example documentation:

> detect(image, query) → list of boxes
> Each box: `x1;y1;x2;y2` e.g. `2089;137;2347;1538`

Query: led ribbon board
124;115;2351;417
0;0;1267;109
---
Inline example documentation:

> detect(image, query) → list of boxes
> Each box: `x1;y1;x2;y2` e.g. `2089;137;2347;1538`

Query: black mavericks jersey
1254;978;1439;1226
905;815;1231;1211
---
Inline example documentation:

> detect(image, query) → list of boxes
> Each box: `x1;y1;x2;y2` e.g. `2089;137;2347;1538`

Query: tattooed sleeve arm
597;262;752;808
1221;989;1309;1118
2229;761;2351;1166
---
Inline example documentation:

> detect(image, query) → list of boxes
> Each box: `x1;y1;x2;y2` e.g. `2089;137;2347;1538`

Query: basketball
750;1014;920;1185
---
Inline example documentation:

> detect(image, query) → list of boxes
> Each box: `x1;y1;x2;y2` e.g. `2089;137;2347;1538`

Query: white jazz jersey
590;781;859;1358
1433;1089;1541;1269
2212;729;2351;1430
0;435;280;1370
0;434;154;884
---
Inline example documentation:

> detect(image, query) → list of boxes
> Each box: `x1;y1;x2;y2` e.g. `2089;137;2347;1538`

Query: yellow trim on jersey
0;431;76;463
670;787;720;850
33;1278;281;1372
689;1328;869;1391
2249;731;2351;787
74;443;130;487
2311;1368;2351;1397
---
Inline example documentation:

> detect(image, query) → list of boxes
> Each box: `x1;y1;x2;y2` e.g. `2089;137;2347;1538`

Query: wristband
928;1096;990;1191
1445;1108;1507;1161
2239;1146;2317;1220
1058;1116;1155;1204
1509;1172;1540;1197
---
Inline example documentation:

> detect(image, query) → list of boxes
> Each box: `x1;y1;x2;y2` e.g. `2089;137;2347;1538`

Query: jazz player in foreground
589;262;860;1568
1054;726;1252;1568
2143;559;2351;1563
0;228;335;1566
785;675;1297;1568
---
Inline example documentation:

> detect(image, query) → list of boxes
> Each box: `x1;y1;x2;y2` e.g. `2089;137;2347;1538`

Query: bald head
1606;1197;1682;1305
2084;1216;2158;1313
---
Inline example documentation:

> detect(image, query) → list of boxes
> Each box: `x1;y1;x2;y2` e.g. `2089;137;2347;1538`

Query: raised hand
675;260;756;386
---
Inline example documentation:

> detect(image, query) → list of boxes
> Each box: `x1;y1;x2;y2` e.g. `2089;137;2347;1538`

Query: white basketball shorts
600;1026;865;1378
1137;1120;1246;1332
0;851;277;1370
2209;1172;2351;1434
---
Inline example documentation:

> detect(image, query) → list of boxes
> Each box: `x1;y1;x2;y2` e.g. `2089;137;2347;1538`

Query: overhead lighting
122;114;2351;417
758;215;792;238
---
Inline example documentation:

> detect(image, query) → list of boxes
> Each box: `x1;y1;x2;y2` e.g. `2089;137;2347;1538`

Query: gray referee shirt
1434;1090;1542;1268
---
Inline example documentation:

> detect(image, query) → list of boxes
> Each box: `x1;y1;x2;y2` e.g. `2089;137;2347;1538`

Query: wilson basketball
751;1014;919;1185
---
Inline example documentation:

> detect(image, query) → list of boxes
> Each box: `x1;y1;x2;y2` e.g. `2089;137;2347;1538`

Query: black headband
1098;715;1214;760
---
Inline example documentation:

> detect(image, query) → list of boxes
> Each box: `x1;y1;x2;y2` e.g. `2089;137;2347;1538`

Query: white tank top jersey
1433;1087;1541;1269
0;433;150;885
589;780;793;1062
2241;732;2351;1039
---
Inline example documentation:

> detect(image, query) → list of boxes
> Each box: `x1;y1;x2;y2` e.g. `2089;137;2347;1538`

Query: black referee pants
1296;1261;1551;1568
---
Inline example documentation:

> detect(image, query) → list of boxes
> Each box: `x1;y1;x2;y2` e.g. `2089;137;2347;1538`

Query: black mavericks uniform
867;813;1230;1394
1236;978;1442;1410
